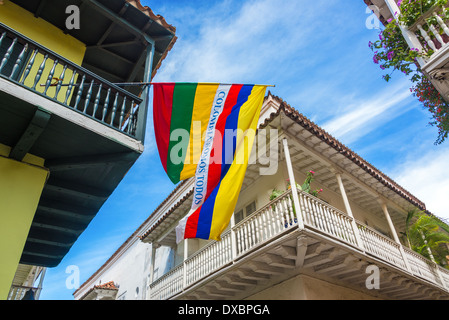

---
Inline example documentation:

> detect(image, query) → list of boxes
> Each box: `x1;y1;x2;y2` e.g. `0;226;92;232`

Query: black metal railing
0;22;144;138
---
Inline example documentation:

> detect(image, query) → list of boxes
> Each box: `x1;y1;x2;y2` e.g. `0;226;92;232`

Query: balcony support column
135;41;155;143
335;172;364;251
282;138;304;230
182;239;189;289
149;242;160;284
230;214;238;259
380;201;402;245
380;201;412;273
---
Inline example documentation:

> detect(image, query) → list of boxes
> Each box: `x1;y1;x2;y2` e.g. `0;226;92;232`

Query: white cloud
153;0;321;83
321;80;415;144
392;147;449;221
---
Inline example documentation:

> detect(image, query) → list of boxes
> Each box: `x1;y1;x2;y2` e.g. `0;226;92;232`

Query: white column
182;239;189;289
149;242;160;284
335;172;364;250
380;202;401;244
230;213;238;259
282;138;304;229
380;201;412;272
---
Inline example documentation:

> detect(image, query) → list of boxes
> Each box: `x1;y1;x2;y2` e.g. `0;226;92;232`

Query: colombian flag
153;83;267;241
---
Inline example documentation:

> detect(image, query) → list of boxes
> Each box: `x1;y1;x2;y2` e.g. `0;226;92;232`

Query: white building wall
75;239;165;300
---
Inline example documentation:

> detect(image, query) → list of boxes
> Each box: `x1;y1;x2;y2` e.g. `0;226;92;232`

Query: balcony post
380;201;412;272
230;214;238;259
135;41;155;143
149;242;160;284
384;0;426;66
282;138;304;230
335;172;364;251
182;239;189;289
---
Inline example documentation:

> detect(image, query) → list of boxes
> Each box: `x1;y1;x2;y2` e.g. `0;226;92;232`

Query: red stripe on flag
184;206;202;239
205;84;243;198
153;83;175;173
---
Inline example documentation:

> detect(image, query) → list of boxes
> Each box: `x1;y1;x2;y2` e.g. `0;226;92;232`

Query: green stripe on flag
166;83;198;184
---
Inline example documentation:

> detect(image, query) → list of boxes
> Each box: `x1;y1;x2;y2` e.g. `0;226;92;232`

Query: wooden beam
87;40;141;49
86;0;155;44
45;152;137;172
45;178;110;202
10;108;51;161
37;198;96;221
95;3;130;46
126;48;147;83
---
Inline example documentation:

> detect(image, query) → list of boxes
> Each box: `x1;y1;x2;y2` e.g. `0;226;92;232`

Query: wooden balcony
0;22;143;139
149;189;449;300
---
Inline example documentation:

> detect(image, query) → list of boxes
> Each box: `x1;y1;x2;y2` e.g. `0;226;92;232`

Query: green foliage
269;188;284;201
405;210;449;268
397;0;449;27
270;170;323;202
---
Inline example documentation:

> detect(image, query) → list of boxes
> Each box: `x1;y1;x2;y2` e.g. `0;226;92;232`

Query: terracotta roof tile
93;281;118;290
77;281;118;300
125;0;176;33
123;1;178;80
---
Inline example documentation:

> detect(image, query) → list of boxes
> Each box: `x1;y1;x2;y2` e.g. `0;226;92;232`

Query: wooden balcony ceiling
10;0;177;91
364;0;393;26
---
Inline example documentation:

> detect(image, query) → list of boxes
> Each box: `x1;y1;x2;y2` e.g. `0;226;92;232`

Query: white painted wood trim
0;77;144;153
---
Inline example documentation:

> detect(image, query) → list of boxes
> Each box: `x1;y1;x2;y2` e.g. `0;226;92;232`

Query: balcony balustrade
0;22;143;139
149;189;449;300
406;4;449;70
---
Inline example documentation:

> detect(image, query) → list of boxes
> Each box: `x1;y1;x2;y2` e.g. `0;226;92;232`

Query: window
234;200;257;224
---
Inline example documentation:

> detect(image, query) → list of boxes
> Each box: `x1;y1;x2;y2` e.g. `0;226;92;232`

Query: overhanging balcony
0;22;143;139
400;3;449;98
149;189;449;300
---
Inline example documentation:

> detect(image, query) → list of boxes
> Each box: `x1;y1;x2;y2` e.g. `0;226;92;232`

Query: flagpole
41;81;276;88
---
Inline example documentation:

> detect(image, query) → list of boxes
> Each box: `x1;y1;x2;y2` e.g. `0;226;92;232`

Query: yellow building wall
0;0;86;101
0;145;48;300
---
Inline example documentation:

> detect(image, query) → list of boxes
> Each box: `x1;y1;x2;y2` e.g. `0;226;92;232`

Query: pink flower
309;170;315;174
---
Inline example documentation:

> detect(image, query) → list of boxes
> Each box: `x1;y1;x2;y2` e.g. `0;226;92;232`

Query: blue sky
39;0;449;300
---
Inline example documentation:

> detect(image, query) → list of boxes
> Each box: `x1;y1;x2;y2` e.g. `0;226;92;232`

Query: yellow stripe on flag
180;84;219;181
208;85;266;240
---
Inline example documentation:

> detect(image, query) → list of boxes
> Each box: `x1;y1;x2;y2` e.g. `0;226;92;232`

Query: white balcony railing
407;4;449;62
357;223;408;270
149;189;449;299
